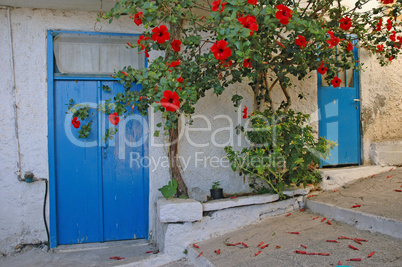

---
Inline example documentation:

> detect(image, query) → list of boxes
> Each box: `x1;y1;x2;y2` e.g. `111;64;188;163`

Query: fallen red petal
214;249;221;255
193;244;200;248
333;190;339;192
351;205;362;208
242;242;249;248
301;244;307;249
260;244;269;249
257;241;264;247
306;252;317;255
326;240;340;243
389;168;393;171
230;196;238;199
338;236;353;240
394;189;402;192
387;175;393;178
348;244;359;250
355;238;368;242
368;251;375;258
327;220;332;225
286;213;292;217
347;258;362;261
317;253;331;256
294;250;307;254
312;217;319;220
354;238;363;245
289;232;300;234
109;256;125;260
196;252;203;258
338;261;342;265
371;174;375;178
254;251;262;256
145;251;154;253
321;217;326;222
300;208;306;212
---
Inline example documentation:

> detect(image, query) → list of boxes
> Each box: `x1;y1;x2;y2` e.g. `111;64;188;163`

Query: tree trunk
165;19;189;197
168;126;188;196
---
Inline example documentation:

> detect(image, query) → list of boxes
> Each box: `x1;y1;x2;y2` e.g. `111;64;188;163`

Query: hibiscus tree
72;0;402;197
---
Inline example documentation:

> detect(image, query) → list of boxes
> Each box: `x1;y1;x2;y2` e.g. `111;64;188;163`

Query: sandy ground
194;211;402;267
313;167;402;221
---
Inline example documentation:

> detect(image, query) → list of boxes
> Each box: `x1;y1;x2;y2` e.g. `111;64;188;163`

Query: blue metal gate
317;44;361;166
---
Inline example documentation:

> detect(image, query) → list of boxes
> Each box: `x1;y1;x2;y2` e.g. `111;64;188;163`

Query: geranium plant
69;0;402;198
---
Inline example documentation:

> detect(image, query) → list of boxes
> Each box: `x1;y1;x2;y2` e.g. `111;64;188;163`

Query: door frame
47;30;149;248
317;41;362;166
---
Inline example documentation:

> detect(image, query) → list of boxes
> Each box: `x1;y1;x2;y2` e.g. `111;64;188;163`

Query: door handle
353;99;360;102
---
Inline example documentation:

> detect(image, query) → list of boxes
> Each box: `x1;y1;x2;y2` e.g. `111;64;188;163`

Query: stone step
308;167;402;239
306;200;402;239
187;211;402;267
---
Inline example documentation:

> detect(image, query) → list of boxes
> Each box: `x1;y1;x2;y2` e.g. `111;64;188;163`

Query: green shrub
225;109;336;198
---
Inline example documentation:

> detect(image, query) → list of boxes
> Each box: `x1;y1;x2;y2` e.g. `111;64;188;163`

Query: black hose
42;179;50;250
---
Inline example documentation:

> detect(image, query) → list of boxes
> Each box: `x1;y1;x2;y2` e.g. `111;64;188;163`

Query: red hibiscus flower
376;18;382;32
275;5;292;25
238;15;259;36
339;17;352;31
243;58;252;68
137;35;150;50
134;12;143;26
109;112;120;126
389;55;393;61
221;60;233;67
381;0;394;4
160;90;180;112
317;63;328;75
377;44;384;52
386;19;392;31
346;41;353;51
327;35;340;48
177;77;184;84
243;106;248;119
331;77;342;88
171;39;181;52
152;25;170;44
211;40;232;61
144;49;150;58
168;60;181;68
295;35;307;49
212;0;227;13
390;31;396;41
247;0;258;4
71;117;81;129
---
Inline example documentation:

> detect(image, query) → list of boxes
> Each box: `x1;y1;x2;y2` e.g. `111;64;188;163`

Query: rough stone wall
359;49;402;164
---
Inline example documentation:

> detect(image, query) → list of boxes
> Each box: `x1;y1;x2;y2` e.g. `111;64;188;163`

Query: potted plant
210;181;224;200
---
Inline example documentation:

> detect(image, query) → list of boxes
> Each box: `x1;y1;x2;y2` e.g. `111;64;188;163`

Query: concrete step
308;167;402;239
187;211;402;267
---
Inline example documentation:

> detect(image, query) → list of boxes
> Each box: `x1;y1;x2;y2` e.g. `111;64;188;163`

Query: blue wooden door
318;45;361;166
54;79;148;245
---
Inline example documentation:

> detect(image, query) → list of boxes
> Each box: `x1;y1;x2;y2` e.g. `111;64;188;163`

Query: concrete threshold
306;200;402;239
54;239;149;253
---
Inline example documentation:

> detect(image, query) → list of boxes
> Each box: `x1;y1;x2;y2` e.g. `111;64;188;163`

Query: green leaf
158;179;178;199
154;130;160;137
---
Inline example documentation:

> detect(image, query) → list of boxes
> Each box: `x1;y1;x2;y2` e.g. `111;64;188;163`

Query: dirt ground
314;167;402;221
195;211;402;267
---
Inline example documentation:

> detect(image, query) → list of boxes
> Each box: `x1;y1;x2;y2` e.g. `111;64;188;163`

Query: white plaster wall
0;7;160;253
0;7;253;252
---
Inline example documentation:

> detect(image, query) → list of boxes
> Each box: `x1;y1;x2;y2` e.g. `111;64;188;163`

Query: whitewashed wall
0;3;401;254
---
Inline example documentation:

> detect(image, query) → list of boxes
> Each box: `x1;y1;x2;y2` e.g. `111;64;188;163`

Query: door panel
318;87;360;165
54;80;102;245
54;79;148;245
101;82;148;241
